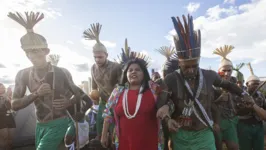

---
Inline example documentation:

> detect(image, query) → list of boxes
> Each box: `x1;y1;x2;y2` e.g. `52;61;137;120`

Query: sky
0;0;266;86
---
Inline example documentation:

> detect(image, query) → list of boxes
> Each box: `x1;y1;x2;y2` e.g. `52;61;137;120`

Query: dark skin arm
12;70;38;111
61;68;82;106
212;71;243;97
251;94;266;121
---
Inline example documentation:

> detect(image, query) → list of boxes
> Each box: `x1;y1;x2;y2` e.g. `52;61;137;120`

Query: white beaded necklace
122;86;143;119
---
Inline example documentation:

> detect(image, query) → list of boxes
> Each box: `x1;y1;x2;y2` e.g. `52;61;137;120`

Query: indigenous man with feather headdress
83;23;122;142
237;63;266;150
8;12;83;150
158;14;253;150
213;45;239;150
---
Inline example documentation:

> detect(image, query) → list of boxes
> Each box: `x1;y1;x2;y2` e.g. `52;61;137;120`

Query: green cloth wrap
35;117;71;150
96;99;106;135
66;119;76;136
171;128;216;150
237;121;264;150
217;116;238;143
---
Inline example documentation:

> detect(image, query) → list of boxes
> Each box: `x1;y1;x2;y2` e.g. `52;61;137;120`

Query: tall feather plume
83;23;102;43
115;38;131;65
116;39;150;67
246;62;255;75
171;14;201;59
213;45;234;60
155;46;175;61
7;12;44;32
135;52;150;67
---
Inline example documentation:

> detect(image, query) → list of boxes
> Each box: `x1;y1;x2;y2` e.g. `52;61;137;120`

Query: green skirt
171;128;216;150
35;117;71;150
217;116;238;143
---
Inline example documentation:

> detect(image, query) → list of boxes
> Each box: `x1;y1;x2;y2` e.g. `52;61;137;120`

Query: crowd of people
0;11;265;150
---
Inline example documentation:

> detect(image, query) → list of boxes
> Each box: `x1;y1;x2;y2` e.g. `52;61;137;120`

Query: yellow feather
213;45;234;60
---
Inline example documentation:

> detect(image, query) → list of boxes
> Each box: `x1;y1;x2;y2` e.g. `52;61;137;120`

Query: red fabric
115;89;158;150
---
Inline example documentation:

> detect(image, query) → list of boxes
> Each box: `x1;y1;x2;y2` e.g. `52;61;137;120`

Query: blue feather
171;17;185;51
189;15;195;50
188;15;195;57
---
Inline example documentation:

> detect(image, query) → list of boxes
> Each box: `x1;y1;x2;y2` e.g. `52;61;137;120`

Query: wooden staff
74;104;80;150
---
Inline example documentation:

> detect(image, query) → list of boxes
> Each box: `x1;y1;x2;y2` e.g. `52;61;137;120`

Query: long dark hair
119;59;150;93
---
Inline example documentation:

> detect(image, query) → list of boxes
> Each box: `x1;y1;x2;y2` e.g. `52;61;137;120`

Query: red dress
115;89;158;150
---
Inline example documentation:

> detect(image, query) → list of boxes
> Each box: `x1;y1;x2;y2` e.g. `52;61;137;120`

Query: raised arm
212;70;243;97
12;70;38;111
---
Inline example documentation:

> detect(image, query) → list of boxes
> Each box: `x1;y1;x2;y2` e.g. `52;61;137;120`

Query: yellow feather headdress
213;45;234;69
83;23;107;53
7;12;48;50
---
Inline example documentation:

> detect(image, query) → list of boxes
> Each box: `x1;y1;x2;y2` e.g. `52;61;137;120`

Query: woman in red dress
100;41;166;150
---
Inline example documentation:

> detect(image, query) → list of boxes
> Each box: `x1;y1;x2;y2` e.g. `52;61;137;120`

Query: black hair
119;58;150;93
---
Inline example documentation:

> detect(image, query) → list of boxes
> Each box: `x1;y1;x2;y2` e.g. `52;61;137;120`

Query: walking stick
74;104;80;150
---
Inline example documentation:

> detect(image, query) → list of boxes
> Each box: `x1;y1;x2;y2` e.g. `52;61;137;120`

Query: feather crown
213;45;234;68
83;23;107;53
213;45;234;60
116;38;150;67
171;14;201;61
7;12;48;50
233;63;245;82
155;46;175;61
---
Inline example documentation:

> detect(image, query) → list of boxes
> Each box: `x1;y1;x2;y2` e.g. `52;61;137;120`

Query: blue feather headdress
171;14;201;61
116;39;150;67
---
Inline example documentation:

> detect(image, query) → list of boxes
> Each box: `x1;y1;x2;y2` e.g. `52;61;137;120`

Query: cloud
0;0;92;86
0;64;6;68
81;39;117;50
166;0;266;64
73;63;90;72
0;76;14;84
66;40;74;45
224;0;236;4
206;5;238;20
0;0;61;21
186;2;201;13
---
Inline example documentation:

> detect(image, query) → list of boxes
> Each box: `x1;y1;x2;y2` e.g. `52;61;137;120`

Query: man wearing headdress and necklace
8;12;83;150
158;14;254;150
237;63;266;150
212;45;239;150
83;23;122;142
